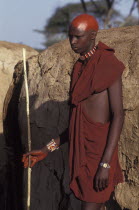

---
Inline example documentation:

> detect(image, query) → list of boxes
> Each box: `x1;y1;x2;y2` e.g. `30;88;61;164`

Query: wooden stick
23;48;32;210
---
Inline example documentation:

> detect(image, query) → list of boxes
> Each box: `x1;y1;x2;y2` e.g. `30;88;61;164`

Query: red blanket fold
70;41;124;106
69;41;125;202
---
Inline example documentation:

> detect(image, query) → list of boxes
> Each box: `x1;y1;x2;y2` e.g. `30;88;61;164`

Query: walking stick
23;48;32;210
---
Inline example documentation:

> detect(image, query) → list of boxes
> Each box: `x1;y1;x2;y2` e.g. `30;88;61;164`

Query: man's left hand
94;167;110;191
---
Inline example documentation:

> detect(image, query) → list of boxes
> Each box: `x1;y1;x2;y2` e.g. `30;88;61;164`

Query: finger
22;151;39;158
23;156;34;168
22;157;25;162
23;152;34;157
22;153;30;158
24;162;29;168
101;178;109;190
101;179;106;190
98;179;103;191
24;158;29;168
24;158;32;168
30;157;38;167
94;178;99;192
22;155;30;163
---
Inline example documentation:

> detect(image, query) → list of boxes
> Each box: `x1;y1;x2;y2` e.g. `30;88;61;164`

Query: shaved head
69;14;98;55
70;14;99;32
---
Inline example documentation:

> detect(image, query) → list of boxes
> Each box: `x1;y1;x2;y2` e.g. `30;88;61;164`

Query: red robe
69;41;125;203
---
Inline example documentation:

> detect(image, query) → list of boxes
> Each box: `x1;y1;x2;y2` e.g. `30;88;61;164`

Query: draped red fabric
69;41;125;202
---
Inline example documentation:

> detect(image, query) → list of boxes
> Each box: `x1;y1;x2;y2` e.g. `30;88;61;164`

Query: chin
72;48;81;54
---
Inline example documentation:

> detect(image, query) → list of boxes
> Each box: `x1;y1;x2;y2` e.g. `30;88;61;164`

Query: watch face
103;163;107;168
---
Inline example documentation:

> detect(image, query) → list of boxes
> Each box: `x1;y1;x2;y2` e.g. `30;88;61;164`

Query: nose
70;36;77;45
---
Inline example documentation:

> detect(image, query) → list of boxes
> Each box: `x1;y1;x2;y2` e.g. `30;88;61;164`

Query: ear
91;31;97;40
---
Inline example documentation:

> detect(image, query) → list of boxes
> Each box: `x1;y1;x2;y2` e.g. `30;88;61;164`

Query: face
69;25;96;55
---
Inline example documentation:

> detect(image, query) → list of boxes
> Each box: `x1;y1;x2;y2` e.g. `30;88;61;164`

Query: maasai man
23;14;125;210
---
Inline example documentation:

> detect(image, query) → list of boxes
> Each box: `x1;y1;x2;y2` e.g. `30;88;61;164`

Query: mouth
71;46;79;52
71;45;78;49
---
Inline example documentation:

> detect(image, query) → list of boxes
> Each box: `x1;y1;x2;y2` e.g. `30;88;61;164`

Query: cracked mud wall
0;41;38;133
0;41;38;210
3;25;139;210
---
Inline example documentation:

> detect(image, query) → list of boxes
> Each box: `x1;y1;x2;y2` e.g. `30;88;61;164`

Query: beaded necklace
79;45;97;61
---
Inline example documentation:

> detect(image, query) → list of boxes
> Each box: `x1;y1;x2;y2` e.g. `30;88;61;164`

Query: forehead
69;25;90;36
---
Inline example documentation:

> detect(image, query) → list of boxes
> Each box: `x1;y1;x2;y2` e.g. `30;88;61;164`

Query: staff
23;48;32;210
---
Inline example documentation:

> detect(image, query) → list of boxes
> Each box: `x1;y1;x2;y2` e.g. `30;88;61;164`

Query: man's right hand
22;149;48;168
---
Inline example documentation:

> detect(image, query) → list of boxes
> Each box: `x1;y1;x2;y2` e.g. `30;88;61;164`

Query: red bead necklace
80;45;96;61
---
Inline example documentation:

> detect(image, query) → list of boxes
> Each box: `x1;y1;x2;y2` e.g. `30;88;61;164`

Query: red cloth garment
69;41;125;203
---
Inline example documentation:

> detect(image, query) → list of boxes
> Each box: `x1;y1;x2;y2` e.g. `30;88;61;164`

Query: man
23;14;124;210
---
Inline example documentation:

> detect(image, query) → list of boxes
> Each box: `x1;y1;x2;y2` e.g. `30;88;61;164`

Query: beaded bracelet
46;139;59;152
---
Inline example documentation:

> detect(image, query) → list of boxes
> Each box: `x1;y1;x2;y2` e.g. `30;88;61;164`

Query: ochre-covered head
70;14;99;32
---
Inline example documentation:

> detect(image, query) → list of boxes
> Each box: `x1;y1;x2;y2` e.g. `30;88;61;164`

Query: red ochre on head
70;14;99;32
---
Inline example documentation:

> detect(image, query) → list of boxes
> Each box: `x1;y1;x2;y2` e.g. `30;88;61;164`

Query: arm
22;129;68;168
42;128;68;153
101;77;124;163
95;77;124;191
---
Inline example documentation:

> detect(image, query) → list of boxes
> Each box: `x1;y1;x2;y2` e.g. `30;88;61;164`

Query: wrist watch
100;162;110;168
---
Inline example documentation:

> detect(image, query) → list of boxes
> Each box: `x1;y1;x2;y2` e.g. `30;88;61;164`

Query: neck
80;42;95;56
79;44;96;61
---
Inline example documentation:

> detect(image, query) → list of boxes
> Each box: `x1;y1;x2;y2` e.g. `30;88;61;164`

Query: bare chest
82;89;110;123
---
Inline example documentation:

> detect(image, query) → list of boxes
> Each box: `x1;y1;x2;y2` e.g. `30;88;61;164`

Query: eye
76;35;84;39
